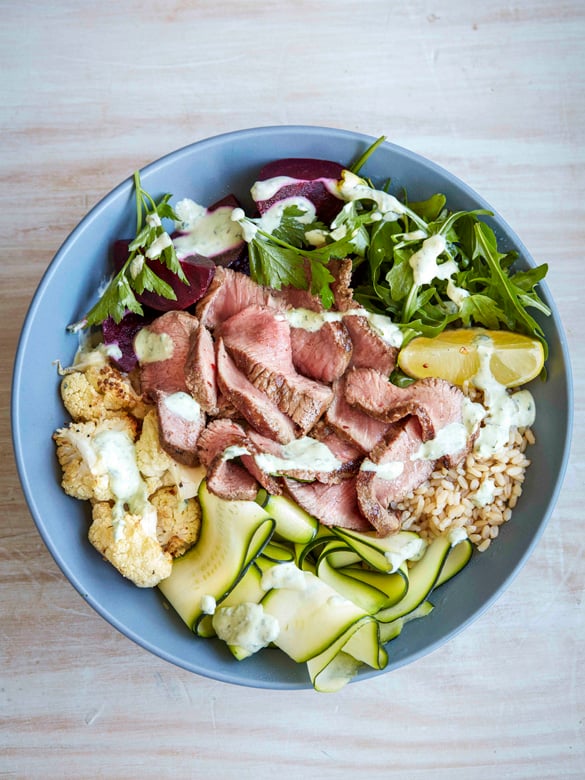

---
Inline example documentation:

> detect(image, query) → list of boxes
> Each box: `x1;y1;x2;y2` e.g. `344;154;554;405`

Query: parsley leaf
70;172;187;329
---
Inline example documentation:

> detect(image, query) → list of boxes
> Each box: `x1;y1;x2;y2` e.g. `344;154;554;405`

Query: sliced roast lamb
195;266;276;329
310;421;364;478
196;418;259;500
219;304;333;432
283;477;372;532
215;337;297;444
245;429;353;486
345;369;470;468
325;375;394;453
328;258;355;313
356;417;435;535
154;389;205;467
136;310;199;398
184;323;218;414
343;314;398;376
289;320;353;384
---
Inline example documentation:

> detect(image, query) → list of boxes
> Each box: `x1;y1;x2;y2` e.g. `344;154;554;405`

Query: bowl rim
10;124;574;689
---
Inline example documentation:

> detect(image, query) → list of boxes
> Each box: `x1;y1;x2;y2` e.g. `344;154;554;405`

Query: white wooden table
2;2;583;777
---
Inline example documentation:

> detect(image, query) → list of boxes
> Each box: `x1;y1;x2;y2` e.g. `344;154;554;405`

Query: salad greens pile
238;138;550;355
74;137;550;360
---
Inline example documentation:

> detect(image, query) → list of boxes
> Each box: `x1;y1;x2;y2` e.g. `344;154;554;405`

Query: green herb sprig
69;172;187;331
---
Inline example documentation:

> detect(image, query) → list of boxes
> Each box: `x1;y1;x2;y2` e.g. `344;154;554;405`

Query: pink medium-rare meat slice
195;419;259;501
271;285;324;313
244;429;350;486
283;477;372;532
206;456;259;501
345;370;469;468
154;390;205;467
325;376;392;454
195;267;276;329
310;421;363;478
197;418;281;496
289;320;353;384
343;314;398;376
356;417;435;535
197;418;249;467
184;323;218;414
136;310;199;398
219;305;333;432
216;338;297;444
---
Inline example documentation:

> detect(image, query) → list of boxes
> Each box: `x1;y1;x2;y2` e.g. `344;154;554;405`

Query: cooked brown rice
395;387;533;552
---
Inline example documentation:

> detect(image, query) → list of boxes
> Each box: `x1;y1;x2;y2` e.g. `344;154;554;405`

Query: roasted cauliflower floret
89;502;172;587
151;486;201;558
60;364;150;423
53;416;140;502
135;410;176;494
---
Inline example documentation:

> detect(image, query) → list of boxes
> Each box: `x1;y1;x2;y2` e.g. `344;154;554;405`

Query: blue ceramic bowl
11;126;573;689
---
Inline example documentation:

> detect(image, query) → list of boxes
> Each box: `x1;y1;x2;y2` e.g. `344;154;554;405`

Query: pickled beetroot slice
253;158;344;223
173;193;247;269
102;311;150;373
112;240;216;312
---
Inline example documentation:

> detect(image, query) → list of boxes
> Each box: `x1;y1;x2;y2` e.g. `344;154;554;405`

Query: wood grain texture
1;1;583;777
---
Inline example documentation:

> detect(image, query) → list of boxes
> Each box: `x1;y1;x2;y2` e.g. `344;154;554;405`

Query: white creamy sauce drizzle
259;197;317;234
412;422;469;462
360;459;404;481
448;526;469;546
471;478;497;508
408;234;458;286
260;562;307;591
254;437;342;475
200;594;217;615
472;338;536;457
337;170;408;217
172;199;244;258
231;197;317;243
163;391;201;422
145;231;173;260
212;602;280;655
398;229;427;244
446;279;470;307
91;429;149;540
146;212;162;228
383;535;427;572
134;328;174;363
283;306;404;347
251;175;342;203
221;444;250;461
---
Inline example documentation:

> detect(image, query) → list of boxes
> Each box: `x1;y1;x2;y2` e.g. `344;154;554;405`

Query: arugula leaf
408;193;446;222
458;293;510;330
473;221;548;353
350;135;387;174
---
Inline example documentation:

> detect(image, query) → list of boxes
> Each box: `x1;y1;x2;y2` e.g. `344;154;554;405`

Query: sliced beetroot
172;193;247;269
253;158;345;223
102;311;150;373
112;239;216;312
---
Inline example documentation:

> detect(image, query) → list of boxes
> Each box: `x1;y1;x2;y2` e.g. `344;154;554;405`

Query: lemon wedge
397;328;545;387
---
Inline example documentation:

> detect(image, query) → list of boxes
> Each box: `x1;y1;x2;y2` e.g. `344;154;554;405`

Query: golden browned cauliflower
150;486;201;558
89;502;172;588
53;416;140;502
60;364;150;423
134;410;176;494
